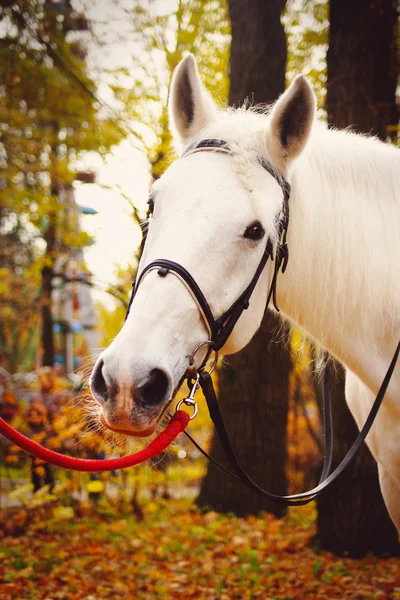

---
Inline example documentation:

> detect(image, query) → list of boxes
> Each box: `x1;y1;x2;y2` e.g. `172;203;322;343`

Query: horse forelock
178;108;283;243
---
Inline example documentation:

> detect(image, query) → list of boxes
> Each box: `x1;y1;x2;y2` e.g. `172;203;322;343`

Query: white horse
90;55;400;529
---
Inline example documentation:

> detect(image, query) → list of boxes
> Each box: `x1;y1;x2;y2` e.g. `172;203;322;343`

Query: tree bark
196;0;290;517
41;265;54;367
316;363;400;556
41;211;55;368
228;0;286;106
316;0;400;556
327;0;398;140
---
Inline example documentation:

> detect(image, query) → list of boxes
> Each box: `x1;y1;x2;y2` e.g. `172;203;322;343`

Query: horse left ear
267;75;316;170
169;54;218;151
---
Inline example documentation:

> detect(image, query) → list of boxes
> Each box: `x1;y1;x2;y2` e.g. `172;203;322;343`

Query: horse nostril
140;369;170;407
90;359;109;402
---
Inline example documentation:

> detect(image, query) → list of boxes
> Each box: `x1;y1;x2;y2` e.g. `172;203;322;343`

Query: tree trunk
41;214;55;368
228;0;286;106
41;265;54;368
41;205;57;367
327;0;398;140
197;315;291;517
197;0;290;517
316;0;400;556
316;363;400;556
41;115;60;368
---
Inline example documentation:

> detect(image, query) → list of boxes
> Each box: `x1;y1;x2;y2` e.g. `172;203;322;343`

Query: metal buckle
176;373;200;420
177;342;218;420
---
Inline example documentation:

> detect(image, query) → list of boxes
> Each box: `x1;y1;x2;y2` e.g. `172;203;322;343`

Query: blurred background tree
108;0;230;180
0;0;121;371
196;0;291;518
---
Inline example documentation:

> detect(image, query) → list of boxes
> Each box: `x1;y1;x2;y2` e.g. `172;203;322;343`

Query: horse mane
182;107;400;354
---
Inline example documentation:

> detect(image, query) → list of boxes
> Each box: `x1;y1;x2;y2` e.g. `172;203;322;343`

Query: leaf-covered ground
1;500;399;600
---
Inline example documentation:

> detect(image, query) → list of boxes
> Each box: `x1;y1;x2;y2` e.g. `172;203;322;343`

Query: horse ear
267;75;316;169
169;54;218;151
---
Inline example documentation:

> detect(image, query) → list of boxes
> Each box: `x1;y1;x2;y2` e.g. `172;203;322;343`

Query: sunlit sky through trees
74;0;178;307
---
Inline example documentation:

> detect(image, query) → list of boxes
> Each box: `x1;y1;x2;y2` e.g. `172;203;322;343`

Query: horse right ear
266;74;316;172
169;54;218;152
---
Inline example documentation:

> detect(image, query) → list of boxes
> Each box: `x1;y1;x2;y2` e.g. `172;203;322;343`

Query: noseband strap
126;139;291;354
132;247;275;353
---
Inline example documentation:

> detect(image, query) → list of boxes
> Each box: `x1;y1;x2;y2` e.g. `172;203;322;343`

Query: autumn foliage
1;362;399;598
1;500;400;599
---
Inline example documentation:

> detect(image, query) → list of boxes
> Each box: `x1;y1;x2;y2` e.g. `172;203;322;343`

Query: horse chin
100;414;156;438
99;399;173;439
99;414;156;438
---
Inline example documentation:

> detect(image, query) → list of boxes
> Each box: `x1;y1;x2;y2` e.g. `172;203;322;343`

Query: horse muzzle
90;358;173;437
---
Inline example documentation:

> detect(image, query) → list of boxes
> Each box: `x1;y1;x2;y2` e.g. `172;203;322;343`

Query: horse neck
275;126;400;389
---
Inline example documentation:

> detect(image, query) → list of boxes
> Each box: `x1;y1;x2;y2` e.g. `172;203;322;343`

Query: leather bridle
126;139;290;354
126;138;400;506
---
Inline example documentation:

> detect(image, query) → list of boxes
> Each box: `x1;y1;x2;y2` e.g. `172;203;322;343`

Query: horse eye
147;195;154;215
243;221;265;241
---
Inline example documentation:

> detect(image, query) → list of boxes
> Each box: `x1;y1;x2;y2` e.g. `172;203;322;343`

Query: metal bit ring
188;341;218;375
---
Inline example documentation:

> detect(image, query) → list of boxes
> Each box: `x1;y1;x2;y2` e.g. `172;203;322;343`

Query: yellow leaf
8;483;34;499
52;506;75;520
110;519;128;533
86;480;105;493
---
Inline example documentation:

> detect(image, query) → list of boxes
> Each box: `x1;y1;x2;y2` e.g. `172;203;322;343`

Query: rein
1;138;398;504
193;343;399;505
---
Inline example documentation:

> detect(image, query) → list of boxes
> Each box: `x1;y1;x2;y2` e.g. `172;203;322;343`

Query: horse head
90;54;316;437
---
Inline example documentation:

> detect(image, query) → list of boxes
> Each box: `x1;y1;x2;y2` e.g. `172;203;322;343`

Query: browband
183;139;291;203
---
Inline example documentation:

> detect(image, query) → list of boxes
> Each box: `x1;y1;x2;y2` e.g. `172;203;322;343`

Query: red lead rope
0;411;191;472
